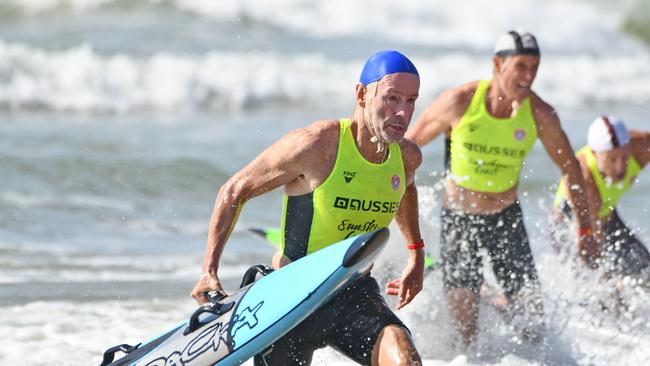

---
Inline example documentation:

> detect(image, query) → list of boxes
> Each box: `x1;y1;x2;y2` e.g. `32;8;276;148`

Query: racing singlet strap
554;146;641;218
280;119;406;261
449;80;538;192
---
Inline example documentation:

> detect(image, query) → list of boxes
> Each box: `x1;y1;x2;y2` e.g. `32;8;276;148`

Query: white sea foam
3;0;645;53
1;0;650;114
1;264;648;366
1;41;649;114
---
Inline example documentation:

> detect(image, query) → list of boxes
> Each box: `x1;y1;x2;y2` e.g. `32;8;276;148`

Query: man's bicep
537;112;576;170
632;131;650;167
234;132;314;198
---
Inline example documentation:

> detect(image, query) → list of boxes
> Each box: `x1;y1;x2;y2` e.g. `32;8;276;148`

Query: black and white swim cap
494;30;540;57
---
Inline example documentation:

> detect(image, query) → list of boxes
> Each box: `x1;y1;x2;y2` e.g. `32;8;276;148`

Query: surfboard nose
342;228;390;268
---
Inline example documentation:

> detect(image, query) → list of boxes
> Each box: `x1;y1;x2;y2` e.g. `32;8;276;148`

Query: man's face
363;72;420;143
494;54;540;102
595;146;629;182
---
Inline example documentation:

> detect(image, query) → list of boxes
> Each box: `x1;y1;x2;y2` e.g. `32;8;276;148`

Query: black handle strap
239;264;274;288
184;293;234;335
99;343;140;366
184;264;273;336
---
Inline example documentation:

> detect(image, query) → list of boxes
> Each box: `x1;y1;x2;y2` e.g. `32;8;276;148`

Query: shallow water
1;1;649;365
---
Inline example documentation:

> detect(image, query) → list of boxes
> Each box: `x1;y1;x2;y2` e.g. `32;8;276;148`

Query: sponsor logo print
470;159;510;176
338;219;380;238
462;142;526;158
514;128;526;141
231;302;264;340
333;196;399;213
145;301;264;365
343;171;357;183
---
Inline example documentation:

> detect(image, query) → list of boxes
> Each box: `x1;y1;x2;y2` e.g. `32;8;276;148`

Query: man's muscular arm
191;120;337;303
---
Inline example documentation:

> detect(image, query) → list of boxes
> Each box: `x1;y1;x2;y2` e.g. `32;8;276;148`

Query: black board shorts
558;202;650;278
601;210;650;276
440;202;541;298
254;274;407;366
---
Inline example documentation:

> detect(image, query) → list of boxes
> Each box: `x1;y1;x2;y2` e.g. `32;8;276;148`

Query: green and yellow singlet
448;80;538;193
554;146;640;219
280;119;406;261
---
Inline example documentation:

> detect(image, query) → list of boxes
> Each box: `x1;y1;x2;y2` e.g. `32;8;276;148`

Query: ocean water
1;0;649;365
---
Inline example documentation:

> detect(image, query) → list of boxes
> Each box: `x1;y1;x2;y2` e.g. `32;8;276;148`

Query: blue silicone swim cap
359;50;419;86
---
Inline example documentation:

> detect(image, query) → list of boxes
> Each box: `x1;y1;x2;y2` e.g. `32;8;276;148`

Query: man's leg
446;288;479;346
371;324;422;366
603;210;650;278
440;208;484;346
329;275;420;365
488;203;544;341
271;250;291;269
254;291;333;366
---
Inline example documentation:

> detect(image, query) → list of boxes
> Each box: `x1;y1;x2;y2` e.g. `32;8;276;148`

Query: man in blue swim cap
192;50;424;365
358;50;420;154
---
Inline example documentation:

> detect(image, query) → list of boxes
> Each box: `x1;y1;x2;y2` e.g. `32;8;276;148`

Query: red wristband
578;225;592;238
407;239;425;250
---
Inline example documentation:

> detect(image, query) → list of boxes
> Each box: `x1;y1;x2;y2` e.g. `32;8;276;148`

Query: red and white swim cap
587;115;630;152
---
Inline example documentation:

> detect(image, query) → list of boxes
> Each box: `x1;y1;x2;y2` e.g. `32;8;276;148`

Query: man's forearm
394;183;422;244
564;165;593;229
202;187;246;275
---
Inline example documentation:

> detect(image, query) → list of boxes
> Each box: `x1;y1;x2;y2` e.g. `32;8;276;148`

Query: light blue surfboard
100;228;389;366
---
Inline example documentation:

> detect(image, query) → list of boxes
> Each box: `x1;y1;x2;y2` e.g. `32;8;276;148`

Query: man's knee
372;324;421;366
271;250;291;269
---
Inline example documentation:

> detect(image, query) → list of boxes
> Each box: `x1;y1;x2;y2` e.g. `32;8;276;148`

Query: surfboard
100;228;390;366
249;227;436;270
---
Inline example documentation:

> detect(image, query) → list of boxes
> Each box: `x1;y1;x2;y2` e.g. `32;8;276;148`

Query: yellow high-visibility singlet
449;80;538;193
553;146;640;219
280;119;406;261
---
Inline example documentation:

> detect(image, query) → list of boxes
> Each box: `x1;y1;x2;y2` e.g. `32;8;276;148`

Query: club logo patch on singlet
391;175;400;191
514;128;526;140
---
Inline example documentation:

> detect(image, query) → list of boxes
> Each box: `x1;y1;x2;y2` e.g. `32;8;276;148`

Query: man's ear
355;83;366;107
492;56;503;74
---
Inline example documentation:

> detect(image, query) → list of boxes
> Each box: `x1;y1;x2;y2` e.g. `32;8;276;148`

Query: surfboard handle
99;343;141;366
239;264;274;288
184;297;235;335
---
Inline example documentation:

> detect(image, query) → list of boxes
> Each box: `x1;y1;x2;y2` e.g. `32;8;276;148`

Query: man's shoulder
446;80;480;106
429;80;480;119
290;119;340;144
629;130;650;166
306;118;340;130
398;138;423;170
272;119;340;174
528;92;560;129
629;130;649;148
529;92;555;115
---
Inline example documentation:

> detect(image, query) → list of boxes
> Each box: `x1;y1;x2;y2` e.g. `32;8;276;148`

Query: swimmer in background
406;30;598;345
553;115;650;284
